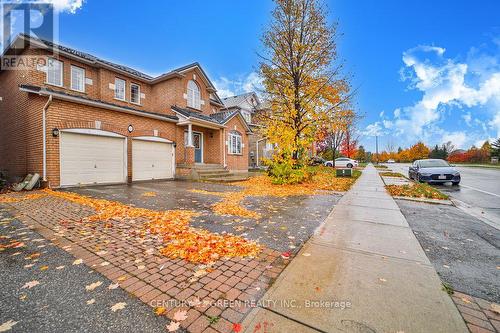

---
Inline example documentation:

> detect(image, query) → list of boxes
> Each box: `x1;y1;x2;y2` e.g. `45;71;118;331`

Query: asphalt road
0;208;176;333
386;163;500;229
397;199;500;303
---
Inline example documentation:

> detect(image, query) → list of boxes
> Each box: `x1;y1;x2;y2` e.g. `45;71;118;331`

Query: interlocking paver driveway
1;180;341;333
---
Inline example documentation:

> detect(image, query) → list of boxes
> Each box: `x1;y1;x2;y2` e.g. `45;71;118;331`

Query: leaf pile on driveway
0;189;261;264
385;183;449;200
0;192;47;203
192;168;359;219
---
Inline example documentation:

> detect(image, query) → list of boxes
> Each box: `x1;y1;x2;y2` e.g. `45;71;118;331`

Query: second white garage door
132;139;174;181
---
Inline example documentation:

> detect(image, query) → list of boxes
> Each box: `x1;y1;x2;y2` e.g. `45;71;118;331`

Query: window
70;66;85;92
130;83;140;104
115;78;126;100
228;131;242;155
241;111;252;124
46;58;63;86
187;80;201;109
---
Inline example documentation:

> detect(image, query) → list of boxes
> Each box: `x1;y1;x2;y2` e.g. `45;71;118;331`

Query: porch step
194;164;224;169
198;171;232;178
196;168;228;174
203;175;249;183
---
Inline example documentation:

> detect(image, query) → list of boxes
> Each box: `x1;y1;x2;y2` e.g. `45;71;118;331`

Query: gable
223;111;252;134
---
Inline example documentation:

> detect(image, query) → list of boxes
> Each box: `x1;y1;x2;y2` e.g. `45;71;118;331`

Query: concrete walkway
242;165;468;333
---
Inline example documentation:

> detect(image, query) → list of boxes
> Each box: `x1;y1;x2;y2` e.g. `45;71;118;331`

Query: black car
408;159;461;185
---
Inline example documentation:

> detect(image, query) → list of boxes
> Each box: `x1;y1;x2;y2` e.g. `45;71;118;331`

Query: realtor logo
1;1;58;70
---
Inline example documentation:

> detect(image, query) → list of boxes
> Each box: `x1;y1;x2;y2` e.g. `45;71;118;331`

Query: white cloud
213;71;262;98
40;0;84;13
363;122;384;137
212;77;236;98
382;119;393;129
441;131;467;149
242;72;263;93
368;41;500;148
462;112;472;126
491;112;500;138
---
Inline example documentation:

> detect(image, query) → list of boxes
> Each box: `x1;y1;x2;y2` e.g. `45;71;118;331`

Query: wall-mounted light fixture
128;124;134;133
52;128;59;137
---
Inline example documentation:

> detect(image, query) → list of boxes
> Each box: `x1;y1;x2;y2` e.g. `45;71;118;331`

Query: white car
324;157;358;168
387;159;395;163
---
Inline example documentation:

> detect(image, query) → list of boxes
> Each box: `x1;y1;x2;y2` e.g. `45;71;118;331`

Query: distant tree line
366;139;499;164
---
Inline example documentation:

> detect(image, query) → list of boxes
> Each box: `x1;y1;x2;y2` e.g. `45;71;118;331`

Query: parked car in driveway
408;159;461;185
325;157;358;168
387;159;395;163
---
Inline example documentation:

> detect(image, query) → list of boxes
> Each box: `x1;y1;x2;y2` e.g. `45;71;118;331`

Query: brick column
185;146;195;166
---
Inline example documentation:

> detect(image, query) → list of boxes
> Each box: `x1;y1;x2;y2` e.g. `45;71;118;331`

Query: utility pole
375;135;379;165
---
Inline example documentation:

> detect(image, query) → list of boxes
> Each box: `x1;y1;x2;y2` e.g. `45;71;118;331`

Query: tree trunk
331;141;336;168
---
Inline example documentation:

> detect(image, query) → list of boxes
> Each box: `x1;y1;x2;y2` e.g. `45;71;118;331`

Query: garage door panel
60;132;126;186
132;140;173;181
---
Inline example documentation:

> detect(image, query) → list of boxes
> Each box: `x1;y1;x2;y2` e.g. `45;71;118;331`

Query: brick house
221;92;273;168
0;34;251;187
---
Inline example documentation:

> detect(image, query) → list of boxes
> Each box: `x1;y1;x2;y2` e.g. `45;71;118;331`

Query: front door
193;132;202;163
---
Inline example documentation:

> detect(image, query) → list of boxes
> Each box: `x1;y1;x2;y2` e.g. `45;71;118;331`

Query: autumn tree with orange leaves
259;0;352;182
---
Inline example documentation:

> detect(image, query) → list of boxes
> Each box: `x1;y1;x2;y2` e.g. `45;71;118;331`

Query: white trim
194;131;204;163
130;83;141;105
187;80;201;110
61;128;125;138
70;65;85;92
42;95;53;181
228;131;242;155
132;136;173;143
46;57;63;87
114;78;126;101
177;119;223;130
184;130;204;163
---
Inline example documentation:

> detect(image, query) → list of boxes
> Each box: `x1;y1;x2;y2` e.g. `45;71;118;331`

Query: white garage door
60;131;126;187
132;139;174;181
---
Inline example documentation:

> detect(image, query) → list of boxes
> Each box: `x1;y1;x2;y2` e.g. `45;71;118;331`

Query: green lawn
452;163;500;169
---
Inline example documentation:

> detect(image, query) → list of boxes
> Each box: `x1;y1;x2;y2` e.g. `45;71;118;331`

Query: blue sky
4;0;500;152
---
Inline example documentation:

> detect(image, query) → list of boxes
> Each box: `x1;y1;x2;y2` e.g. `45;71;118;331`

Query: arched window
228;130;242;155
187;80;201;109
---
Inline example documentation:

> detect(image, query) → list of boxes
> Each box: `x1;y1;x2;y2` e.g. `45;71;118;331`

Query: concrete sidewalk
242;165;468;333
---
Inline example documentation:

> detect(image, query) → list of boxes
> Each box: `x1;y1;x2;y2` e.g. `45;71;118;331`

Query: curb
393;196;454;206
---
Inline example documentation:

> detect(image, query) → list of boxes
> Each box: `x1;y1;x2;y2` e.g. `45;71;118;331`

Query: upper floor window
70;65;85;92
130;83;140;104
228;131;242;155
187;80;201;109
241;110;251;124
115;78;126;100
46;58;63;87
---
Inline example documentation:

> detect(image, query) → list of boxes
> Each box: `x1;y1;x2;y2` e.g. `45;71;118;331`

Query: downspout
223;128;227;168
42;95;53;182
256;137;267;167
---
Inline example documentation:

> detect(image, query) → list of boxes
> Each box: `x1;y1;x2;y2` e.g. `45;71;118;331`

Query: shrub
265;159;312;185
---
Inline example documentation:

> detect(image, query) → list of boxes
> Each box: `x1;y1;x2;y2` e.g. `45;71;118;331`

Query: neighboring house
0;34;251;187
222;92;273;167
